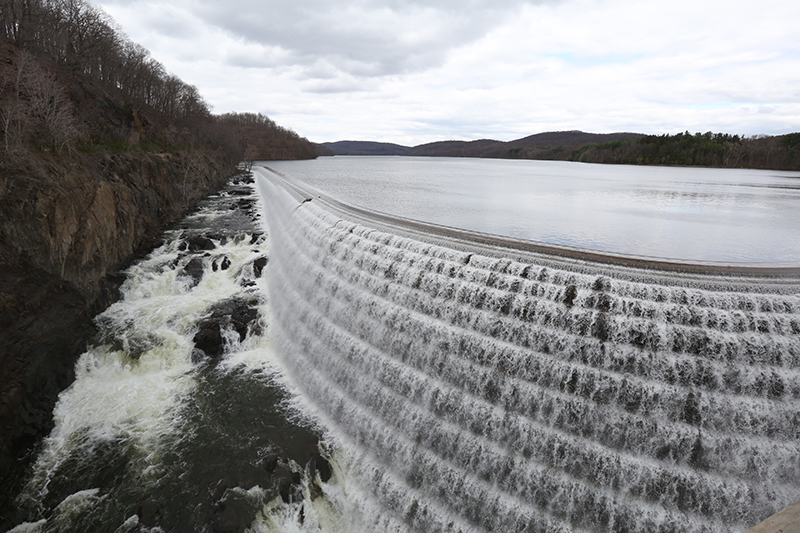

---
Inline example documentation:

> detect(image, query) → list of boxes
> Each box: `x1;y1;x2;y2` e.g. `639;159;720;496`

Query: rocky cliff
0;150;233;493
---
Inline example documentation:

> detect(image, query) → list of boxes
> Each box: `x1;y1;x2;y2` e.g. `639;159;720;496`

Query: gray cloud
175;0;550;77
225;45;295;69
301;78;372;94
97;0;800;143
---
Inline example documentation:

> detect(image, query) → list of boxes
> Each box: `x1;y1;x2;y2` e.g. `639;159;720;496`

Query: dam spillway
255;166;800;532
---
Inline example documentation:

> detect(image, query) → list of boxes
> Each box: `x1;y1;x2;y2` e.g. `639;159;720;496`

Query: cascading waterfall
256;166;800;533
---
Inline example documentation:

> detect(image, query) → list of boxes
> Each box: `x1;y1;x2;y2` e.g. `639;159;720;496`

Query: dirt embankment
0;150;233;493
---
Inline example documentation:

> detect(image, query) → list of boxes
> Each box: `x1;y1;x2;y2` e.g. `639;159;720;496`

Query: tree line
0;0;316;160
569;131;800;170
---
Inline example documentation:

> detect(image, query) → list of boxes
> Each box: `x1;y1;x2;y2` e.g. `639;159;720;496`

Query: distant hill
320;130;800;170
409;139;502;157
322;140;411;156
320;131;645;160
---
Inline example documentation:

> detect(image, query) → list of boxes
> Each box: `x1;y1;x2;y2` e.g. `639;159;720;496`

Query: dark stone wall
0;150;233;501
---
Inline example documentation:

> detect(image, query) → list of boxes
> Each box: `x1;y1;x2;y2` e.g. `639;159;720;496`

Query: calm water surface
264;156;800;263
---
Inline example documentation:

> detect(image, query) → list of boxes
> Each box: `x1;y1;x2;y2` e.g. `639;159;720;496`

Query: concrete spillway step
256;165;800;533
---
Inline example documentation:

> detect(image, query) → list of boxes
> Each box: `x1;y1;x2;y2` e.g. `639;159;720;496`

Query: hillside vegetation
570;131;800;170
323;130;800;171
322;131;644;158
0;0;316;162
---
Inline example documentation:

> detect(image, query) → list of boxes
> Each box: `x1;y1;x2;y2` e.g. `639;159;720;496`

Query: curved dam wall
255;167;800;533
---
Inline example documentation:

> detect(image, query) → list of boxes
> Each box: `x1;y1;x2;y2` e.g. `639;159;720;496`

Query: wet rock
122;332;162;360
308;454;332;483
277;477;293;504
186;235;216;252
252;257;268;278
191;348;208;364
0;151;231;513
228;302;259;340
0;258;95;502
277;477;304;504
181;257;206;287
95;269;127;313
212;256;231;272
236;198;255;211
193;321;224;358
192;298;261;359
270;462;305;504
211;478;238;502
206;233;229;246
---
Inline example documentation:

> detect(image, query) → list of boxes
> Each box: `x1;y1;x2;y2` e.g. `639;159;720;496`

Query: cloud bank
97;0;800;144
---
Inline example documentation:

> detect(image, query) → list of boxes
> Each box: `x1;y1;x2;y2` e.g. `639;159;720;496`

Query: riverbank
0;150;234;508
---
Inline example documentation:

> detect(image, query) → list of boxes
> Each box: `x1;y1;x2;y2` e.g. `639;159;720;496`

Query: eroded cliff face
1;151;230;300
0;150;233;492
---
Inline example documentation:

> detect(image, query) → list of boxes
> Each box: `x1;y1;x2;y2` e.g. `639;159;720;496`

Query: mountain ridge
319;130;800;170
321;130;645;158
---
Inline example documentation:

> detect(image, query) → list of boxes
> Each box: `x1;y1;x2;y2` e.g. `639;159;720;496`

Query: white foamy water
256;164;800;533
10;176;350;533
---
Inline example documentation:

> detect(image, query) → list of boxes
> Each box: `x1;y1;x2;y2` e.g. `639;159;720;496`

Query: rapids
5;175;343;533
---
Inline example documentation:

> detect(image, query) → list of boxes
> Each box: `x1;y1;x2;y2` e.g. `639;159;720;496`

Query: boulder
252;257;268;278
181;257;207;287
309;454;332;483
186;235;216;252
192;298;261;359
192;321;224;358
212;256;231;272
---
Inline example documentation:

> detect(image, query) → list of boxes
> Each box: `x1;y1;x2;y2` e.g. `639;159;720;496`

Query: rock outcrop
0;150;233;495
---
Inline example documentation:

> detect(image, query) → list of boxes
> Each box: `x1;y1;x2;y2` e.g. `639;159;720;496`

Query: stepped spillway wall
255;167;800;533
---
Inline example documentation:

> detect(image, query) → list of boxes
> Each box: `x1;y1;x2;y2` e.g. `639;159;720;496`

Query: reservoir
265;156;800;263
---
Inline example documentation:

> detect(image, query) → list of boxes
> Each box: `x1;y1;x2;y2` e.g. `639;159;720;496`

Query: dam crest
255;166;800;533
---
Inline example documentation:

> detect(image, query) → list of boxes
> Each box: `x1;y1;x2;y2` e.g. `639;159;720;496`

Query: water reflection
265;157;800;262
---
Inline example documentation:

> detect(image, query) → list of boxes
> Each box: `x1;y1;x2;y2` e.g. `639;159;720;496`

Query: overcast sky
96;0;800;145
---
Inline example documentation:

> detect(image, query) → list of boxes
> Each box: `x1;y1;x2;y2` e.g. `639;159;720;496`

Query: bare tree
0;49;79;152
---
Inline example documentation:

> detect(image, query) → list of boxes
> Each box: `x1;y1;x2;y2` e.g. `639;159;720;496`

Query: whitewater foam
256;165;800;533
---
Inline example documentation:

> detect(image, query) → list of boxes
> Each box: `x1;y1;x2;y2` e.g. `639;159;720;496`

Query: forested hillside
0;0;316;161
322;131;646;158
322;131;800;171
570;131;800;170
